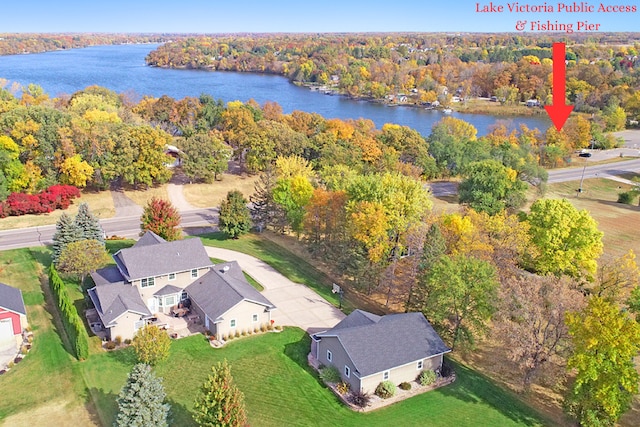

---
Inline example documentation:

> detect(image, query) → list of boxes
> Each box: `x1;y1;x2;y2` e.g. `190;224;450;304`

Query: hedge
48;264;90;360
0;185;80;218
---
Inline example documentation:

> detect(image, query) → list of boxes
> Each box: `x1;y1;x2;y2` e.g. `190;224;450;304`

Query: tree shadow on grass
166;398;196;427
283;332;330;389
85;387;118;427
104;345;138;366
436;358;552;426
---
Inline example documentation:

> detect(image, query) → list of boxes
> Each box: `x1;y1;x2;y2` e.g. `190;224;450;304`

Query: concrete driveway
203;247;345;334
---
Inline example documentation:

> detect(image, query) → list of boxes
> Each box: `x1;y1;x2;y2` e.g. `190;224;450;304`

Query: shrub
349;390;372;408
20;345;29;355
114;336;122;345
418;369;437;386
226;334;233;341
399;381;412;390
375;381;396;399
221;334;228;341
617;191;635;204
105;341;117;350
234;330;240;338
440;361;454;378
124;338;132;345
254;327;259;334
336;381;351;395
241;329;247;336
319;366;341;383
275;325;282;331
267;323;274;331
260;323;267;332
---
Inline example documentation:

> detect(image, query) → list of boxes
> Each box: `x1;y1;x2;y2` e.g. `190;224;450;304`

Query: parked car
579;152;592;158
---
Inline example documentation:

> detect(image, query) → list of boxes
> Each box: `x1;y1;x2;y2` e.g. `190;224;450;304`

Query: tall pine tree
193;360;247;427
51;212;82;265
115;363;171;427
249;168;284;232
74;202;104;244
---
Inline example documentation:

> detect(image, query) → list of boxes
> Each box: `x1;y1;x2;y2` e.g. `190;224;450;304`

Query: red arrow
544;43;573;131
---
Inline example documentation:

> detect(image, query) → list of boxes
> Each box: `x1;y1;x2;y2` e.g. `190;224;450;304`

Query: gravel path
204;246;345;334
110;189;143;218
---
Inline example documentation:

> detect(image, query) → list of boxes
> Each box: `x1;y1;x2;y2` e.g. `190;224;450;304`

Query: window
383;370;390;381
141;277;155;288
252;314;259;322
345;365;351;378
327;350;332;362
181;291;188;301
417;360;423;370
168;272;176;280
230;319;236;328
165;295;176;307
191;269;198;278
158;298;163;307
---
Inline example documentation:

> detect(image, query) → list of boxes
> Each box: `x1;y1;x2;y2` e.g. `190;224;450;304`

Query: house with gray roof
0;282;28;350
88;231;275;341
187;262;275;340
311;310;450;394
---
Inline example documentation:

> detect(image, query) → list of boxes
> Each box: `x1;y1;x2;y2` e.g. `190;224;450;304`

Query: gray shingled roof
0;282;26;316
90;266;125;287
154;284;182;297
186;261;275;322
133;231;167;247
114;235;213;281
88;283;151;326
316;310;450;377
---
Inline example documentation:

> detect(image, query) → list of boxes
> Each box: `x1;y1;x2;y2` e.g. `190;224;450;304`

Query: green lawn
199;232;352;311
82;328;551;427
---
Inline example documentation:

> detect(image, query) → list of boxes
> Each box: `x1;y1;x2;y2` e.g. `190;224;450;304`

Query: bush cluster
0;185;80;218
375;381;396;399
418;369;437;386
349;390;372;408
319;365;342;383
336;381;351;395
399;381;412;390
48;264;90;360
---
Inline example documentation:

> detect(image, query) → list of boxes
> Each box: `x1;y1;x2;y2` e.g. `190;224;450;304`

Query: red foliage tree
140;197;182;241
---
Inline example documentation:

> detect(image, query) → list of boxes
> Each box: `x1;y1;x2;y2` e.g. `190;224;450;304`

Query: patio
152;311;205;339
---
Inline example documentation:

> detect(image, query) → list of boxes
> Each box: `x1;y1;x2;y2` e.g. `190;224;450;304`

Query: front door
147;298;157;313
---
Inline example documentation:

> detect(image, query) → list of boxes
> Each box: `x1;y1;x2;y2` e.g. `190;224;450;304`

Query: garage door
0;318;15;348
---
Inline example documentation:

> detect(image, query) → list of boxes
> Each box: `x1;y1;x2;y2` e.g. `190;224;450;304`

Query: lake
0;44;551;136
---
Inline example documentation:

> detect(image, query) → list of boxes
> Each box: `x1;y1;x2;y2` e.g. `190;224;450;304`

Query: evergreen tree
115;363;171;427
249;169;285;232
74;202;104;244
193;360;247;427
51;212;82;264
218;190;252;239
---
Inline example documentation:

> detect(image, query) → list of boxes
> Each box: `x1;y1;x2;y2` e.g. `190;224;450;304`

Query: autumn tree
565;296;640;426
140;197;182;241
525;199;603;279
180;132;232;183
51;212;83;264
495;274;584;390
218;190;252;239
272;174;314;233
115;363;171;427
59;154;94;187
132;325;171;366
458;159;527;215
412;254;499;349
193;359;247;427
57;239;111;285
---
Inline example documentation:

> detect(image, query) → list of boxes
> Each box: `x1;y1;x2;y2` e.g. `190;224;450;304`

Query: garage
0;282;27;350
0;318;14;348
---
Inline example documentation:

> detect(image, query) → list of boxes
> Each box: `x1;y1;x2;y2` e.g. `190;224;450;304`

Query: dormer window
191;269;198;278
168;273;176;280
141;277;155;288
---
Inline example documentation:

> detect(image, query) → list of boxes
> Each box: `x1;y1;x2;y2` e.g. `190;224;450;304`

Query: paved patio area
203;247;345;334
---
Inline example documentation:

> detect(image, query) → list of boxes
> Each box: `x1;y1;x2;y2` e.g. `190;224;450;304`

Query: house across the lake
88;232;276;341
0;282;28;350
311;310;450;394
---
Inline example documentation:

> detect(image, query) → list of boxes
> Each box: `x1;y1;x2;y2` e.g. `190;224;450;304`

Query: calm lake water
0;44;551;136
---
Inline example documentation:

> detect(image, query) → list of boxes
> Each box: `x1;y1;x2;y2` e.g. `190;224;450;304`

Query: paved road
204;247;345;334
547;158;640;183
0;208;218;251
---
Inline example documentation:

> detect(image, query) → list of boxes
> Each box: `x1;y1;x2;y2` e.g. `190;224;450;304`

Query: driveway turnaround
203;247;345;334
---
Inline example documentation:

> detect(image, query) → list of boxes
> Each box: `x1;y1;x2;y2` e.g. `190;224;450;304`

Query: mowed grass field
545;177;640;261
81;328;550;427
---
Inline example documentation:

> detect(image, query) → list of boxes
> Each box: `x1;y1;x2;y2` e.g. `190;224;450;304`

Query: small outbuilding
0;283;28;349
311;310;450;394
